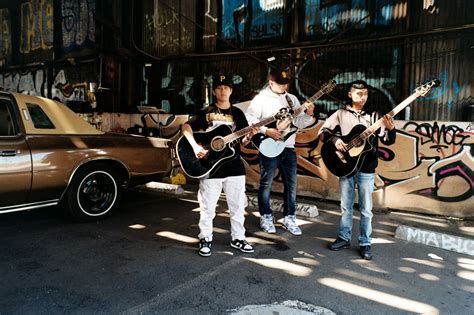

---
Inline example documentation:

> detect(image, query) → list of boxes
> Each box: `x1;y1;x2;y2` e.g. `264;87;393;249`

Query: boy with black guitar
318;80;396;260
181;74;257;257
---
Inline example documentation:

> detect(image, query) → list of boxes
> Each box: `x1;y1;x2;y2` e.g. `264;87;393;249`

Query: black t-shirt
186;104;249;179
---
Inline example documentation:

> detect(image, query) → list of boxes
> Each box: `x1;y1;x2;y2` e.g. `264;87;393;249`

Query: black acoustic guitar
176;109;291;179
321;79;440;177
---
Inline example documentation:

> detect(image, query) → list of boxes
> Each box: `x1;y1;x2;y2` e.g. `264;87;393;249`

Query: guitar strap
284;94;297;129
284;94;295;112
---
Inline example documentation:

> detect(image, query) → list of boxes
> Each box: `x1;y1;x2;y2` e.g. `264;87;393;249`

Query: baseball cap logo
220;75;226;82
281;71;287;78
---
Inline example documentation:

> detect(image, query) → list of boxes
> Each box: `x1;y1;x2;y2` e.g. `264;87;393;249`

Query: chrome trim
22;108;30;120
0;200;59;214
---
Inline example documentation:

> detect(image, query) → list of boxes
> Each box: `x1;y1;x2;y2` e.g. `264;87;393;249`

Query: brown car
0;92;171;221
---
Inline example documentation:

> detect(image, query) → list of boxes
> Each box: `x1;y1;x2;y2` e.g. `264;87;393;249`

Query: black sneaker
198;238;211;257
360;245;373;260
328;237;351;251
230;239;254;253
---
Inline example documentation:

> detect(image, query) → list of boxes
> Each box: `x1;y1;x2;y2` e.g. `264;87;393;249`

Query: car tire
65;164;123;222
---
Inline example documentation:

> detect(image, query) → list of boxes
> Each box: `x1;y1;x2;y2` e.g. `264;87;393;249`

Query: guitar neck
223;115;277;144
292;90;325;116
360;91;420;140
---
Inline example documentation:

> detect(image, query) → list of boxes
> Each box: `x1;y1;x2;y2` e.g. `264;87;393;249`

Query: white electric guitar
253;80;337;157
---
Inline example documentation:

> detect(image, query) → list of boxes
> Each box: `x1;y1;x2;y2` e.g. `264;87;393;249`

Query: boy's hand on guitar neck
242;125;259;144
303;101;315;116
382;114;395;130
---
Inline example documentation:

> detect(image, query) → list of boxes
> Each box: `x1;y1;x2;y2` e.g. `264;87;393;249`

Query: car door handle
0;150;16;156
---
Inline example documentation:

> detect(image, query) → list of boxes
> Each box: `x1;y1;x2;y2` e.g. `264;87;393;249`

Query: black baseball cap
212;74;233;89
269;68;291;85
350;80;369;89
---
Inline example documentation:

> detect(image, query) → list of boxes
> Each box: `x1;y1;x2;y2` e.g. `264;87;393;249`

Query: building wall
0;0;472;217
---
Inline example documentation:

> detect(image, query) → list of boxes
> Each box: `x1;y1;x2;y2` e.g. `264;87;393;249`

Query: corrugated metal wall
139;0;473;121
149;30;473;122
404;33;473;121
142;0;196;57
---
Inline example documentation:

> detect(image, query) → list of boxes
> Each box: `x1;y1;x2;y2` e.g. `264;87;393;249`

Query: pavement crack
123;257;243;314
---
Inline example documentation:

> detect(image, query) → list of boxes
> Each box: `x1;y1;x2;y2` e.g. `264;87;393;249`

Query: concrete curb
395;224;474;256
136;182;185;194
246;194;319;218
229;300;335;315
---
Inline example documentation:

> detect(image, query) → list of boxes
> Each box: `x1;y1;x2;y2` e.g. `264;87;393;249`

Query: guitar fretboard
221;80;336;145
292;90;326;117
222;115;277;144
359;92;420;141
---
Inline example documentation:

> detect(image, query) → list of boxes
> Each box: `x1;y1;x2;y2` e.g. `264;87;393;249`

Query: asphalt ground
0;187;473;314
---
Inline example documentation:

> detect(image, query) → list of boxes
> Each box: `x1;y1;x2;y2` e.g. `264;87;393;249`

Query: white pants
197;175;247;241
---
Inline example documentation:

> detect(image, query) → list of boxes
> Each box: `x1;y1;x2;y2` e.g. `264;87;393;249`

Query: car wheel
65;164;123;222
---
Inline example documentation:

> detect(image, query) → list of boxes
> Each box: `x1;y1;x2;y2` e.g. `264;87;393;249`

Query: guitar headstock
321;79;337;94
414;79;441;97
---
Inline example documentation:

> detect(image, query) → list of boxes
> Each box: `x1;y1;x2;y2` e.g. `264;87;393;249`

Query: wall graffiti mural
222;0;285;46
20;0;54;54
143;1;195;56
382;121;473;205
0;68;47;96
239;118;473;218
303;0;407;36
51;68;94;108
0;8;12;67
413;70;462;111
152;63;196;114
61;0;96;52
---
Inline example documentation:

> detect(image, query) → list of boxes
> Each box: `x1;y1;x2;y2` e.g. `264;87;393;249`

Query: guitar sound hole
211;137;225;151
353;137;364;147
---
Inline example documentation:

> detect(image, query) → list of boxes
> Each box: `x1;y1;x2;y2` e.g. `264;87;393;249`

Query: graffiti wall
61;0;96;53
142;0;196;57
19;0;54;63
0;68;47;96
0;7;11;67
222;0;285;46
0;63;95;103
51;63;97;111
240;118;473;218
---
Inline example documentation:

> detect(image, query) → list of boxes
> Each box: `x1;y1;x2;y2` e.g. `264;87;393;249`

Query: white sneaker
260;214;276;233
282;215;302;235
198;238;212;257
230;239;254;253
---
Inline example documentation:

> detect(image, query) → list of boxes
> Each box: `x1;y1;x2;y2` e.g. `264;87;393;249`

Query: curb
395;224;474;256
136;182;185;194
246;194;319;218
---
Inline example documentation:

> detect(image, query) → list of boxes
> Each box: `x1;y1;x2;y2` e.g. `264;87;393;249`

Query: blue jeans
338;172;375;246
258;148;297;217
